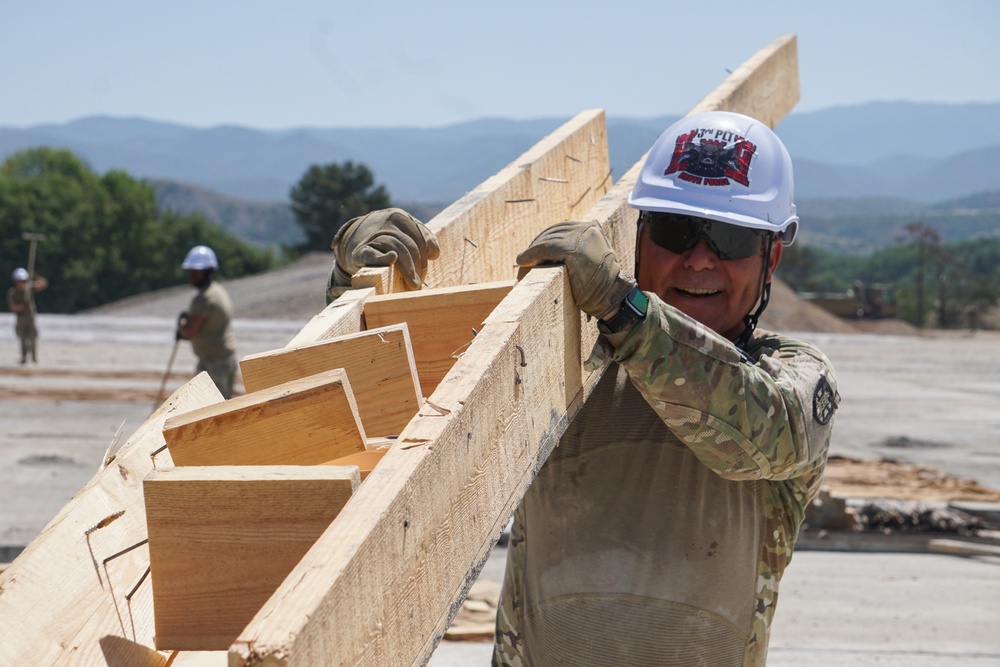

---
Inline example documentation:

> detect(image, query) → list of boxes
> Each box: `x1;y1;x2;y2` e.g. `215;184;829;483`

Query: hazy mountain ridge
3;102;1000;251
4;102;999;204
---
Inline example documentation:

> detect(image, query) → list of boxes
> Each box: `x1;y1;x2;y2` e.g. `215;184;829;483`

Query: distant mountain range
2;101;999;249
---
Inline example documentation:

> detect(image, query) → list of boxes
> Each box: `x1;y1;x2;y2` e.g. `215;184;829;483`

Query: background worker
494;111;839;666
7;267;48;364
176;245;237;399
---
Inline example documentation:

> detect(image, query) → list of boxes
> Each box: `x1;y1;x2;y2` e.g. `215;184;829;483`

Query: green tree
0;147;275;312
289;161;391;252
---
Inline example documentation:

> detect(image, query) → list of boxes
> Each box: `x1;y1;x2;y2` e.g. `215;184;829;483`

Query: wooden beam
362;281;515;395
350;109;611;294
145;466;359;651
423;109;610;288
240;324;422;438
163;369;367;467
0;374;222;667
688;34;800;128
229;35;801;667
352;265;406;296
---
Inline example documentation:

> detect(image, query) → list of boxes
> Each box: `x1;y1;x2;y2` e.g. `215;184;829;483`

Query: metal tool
21;232;46;303
153;338;181;411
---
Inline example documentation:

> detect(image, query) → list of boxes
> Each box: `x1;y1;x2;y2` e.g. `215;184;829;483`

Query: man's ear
765;239;784;283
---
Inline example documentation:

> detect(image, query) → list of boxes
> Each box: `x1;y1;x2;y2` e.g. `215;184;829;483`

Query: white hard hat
628;111;798;245
12;268;29;282
182;245;219;270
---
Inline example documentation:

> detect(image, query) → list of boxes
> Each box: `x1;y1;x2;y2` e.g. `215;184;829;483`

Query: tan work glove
329;208;441;293
515;220;634;321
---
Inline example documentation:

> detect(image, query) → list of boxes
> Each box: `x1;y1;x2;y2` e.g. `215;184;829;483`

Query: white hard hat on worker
628;110;796;346
629;110;798;242
181;245;219;271
12;267;29;282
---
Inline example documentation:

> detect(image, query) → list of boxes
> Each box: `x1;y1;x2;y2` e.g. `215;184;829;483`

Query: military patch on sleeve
812;375;836;425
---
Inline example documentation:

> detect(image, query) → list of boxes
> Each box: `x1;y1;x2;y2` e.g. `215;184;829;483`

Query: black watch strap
598;286;649;335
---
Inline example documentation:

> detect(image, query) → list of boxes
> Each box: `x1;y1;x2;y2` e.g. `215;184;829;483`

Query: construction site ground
2;255;999;665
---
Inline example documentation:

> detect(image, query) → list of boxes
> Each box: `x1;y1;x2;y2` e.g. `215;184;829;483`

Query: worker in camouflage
7;267;48;364
494;111;839;666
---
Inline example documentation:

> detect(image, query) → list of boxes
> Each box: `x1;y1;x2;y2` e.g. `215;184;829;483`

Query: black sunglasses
642;212;769;261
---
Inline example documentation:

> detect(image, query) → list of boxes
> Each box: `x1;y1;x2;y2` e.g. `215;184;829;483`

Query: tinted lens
644;213;764;260
645;215;702;254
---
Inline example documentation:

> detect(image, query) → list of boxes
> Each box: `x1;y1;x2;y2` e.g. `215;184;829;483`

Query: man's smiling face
636;220;782;341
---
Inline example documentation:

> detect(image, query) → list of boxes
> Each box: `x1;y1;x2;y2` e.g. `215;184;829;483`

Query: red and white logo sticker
664;128;756;187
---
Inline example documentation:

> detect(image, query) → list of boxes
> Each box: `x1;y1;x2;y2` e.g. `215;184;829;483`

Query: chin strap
734;237;774;351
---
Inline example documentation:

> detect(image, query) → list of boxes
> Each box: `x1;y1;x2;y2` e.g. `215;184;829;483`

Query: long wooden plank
423;109;610;288
350;109;611;294
688;34;799;127
145;466;359;651
362;281;515;394
163;368;367;467
240;324;421;438
230;34;800;666
0;373;221;667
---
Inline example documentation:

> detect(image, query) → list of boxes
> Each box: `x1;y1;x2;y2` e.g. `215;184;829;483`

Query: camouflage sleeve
610;292;839;483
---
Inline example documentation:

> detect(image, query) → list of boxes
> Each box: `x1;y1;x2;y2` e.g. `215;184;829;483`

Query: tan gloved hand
330;208;441;290
515;220;634;320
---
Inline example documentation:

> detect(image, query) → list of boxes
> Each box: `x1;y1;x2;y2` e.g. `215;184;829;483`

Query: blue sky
1;1;997;129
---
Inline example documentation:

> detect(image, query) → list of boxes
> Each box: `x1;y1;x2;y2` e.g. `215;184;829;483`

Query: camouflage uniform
7;286;38;363
494;293;838;667
187;281;237;399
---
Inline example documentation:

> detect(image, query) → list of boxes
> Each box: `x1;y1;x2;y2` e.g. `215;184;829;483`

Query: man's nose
682;237;719;269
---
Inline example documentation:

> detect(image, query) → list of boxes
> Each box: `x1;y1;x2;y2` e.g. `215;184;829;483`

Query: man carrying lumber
330;111;838;666
7;267;48;364
496;111;839;666
176;245;238;399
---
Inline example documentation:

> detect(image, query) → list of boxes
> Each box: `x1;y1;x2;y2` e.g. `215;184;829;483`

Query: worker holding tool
7;267;48;364
176;245;237;399
329;111;839;667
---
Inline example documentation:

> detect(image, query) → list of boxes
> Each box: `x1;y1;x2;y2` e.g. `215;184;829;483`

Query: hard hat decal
664;129;756;187
629;111;797;239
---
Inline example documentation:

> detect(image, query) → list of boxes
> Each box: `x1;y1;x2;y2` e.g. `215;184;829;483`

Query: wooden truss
0;35;799;667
